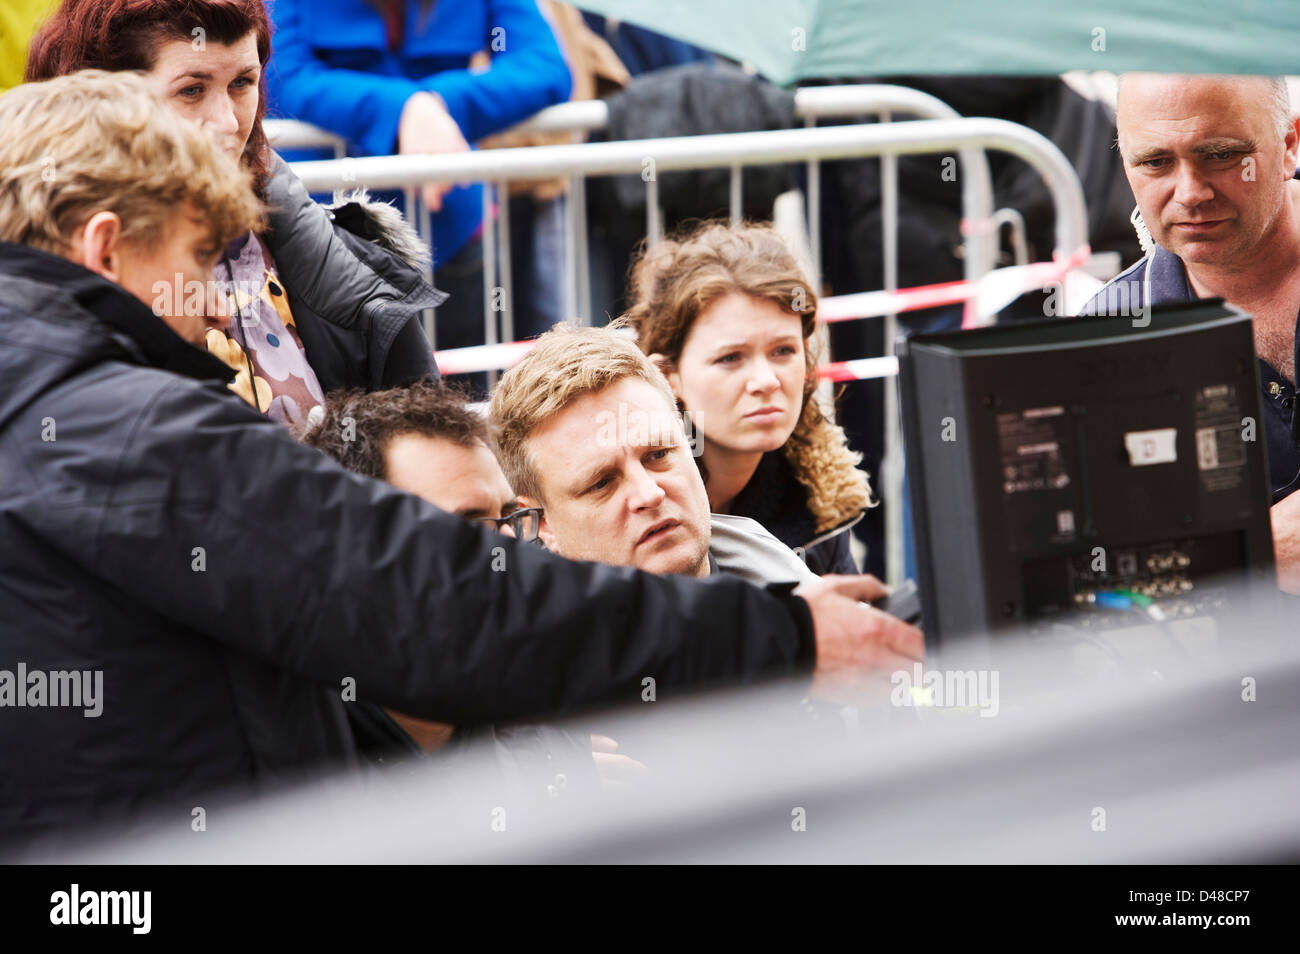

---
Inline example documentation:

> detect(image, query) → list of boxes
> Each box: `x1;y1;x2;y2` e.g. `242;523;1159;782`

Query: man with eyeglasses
300;381;535;547
300;382;542;745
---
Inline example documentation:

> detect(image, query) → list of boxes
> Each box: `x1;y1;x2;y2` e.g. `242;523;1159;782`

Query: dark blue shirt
1080;245;1300;504
727;451;863;576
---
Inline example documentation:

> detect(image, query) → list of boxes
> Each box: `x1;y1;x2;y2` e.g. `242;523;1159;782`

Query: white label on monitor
1124;428;1178;466
1196;427;1220;469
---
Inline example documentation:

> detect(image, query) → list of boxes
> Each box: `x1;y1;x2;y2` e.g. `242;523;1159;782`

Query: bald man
1080;74;1300;591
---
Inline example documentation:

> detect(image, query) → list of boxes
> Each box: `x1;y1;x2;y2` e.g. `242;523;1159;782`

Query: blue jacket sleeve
268;0;572;156
268;0;424;157
422;0;573;142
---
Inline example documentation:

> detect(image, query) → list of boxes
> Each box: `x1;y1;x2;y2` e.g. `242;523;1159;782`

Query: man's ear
647;352;682;398
518;493;558;552
1283;115;1300;181
67;211;127;283
536;517;558;552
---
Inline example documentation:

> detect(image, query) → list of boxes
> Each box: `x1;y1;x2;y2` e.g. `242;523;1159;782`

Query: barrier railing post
729;164;743;226
805;115;822;291
482;184;498;388
422;199;436;348
496;181;514;347
646;175;662;246
405;186;435;348
573;176;591;324
880;110;904;585
565;175;581;323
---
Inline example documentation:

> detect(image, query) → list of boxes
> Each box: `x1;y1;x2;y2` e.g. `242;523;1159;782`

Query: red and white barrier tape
819;358;899;383
432;339;541;376
432;248;1093;378
818;246;1091;329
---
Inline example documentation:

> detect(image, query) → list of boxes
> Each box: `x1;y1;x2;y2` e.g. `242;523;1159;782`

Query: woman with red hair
26;0;443;425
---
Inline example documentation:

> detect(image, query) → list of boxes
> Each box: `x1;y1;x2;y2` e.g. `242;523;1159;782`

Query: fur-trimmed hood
324;189;431;272
262;152;444;321
259;152;443;392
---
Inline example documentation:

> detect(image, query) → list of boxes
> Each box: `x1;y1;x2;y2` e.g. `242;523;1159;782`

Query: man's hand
1271;492;1300;593
397;92;470;212
590;733;647;790
793;574;925;702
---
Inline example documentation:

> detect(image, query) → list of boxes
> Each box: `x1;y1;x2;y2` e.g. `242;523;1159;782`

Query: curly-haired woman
626;221;875;576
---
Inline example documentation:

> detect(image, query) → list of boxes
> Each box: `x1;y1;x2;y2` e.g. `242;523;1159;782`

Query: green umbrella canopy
573;0;1299;85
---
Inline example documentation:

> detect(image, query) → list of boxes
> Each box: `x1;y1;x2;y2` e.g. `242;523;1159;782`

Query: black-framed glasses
473;506;543;542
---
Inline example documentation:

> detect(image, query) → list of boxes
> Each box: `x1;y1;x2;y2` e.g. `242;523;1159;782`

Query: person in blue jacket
267;0;573;359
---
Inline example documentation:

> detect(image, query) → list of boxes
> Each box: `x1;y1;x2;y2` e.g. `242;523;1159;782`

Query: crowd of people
0;0;923;843
0;0;1296;849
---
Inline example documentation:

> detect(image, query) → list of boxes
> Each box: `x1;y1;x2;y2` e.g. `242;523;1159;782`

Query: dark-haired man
300;383;525;541
301;382;607;785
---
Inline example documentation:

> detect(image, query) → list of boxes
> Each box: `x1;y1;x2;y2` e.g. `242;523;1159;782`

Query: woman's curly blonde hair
624;221;875;533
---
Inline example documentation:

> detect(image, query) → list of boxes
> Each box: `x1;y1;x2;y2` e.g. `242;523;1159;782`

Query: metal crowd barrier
273;104;1088;583
269;84;1005;314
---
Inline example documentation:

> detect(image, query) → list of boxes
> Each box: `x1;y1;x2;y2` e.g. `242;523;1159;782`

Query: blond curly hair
0;70;263;256
624;221;875;532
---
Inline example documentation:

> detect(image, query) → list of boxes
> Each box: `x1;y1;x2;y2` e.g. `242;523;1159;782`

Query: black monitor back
898;301;1275;648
